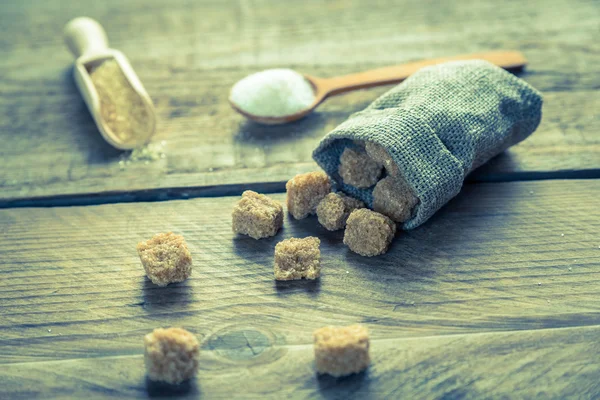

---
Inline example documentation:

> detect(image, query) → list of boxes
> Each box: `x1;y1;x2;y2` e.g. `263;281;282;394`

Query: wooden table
1;0;599;398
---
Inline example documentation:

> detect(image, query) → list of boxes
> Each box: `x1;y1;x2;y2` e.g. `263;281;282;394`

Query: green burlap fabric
313;60;543;229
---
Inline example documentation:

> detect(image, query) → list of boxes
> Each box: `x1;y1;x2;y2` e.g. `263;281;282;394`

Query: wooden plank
0;326;600;399
1;0;599;203
0;180;599;397
1;326;599;399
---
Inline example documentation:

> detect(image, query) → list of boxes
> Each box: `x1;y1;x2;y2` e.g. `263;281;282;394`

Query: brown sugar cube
313;324;370;377
274;237;321;280
365;141;401;177
232;190;284;239
372;176;419;223
286;171;331;220
137;232;192;286
343;209;396;256
316;192;365;231
144;327;200;384
338;147;382;189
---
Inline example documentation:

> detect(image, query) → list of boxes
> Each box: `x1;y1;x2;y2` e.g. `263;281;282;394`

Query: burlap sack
313;60;543;229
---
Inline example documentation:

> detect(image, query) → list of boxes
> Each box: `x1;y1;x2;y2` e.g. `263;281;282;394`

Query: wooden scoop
230;50;527;125
64;17;156;150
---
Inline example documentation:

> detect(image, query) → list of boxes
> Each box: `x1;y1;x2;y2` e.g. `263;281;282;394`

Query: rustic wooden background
1;0;599;205
1;0;599;398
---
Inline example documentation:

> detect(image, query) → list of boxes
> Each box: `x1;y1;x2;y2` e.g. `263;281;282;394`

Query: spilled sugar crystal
230;68;315;118
118;141;167;170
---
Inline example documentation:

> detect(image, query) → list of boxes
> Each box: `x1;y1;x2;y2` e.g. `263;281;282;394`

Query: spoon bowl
231;50;527;125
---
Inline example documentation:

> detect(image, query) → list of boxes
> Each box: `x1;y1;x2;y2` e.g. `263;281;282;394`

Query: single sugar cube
372;176;419;223
365;141;401;177
274;237;321;280
144;327;200;384
137;232;192;286
286;171;331;220
343;209;396;256
232;190;284;239
338;147;382;188
313;324;370;377
316;192;365;231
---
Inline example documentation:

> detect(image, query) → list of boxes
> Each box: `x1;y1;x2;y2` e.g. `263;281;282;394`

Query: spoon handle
64;17;109;58
316;51;527;98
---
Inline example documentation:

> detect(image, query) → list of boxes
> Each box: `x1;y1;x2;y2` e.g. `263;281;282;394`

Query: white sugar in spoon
230;51;527;125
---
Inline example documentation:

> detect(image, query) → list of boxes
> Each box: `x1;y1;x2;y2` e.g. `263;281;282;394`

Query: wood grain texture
1;326;599;399
1;180;599;398
1;0;599;203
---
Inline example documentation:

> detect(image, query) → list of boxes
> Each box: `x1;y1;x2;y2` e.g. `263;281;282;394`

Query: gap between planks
2;171;600;209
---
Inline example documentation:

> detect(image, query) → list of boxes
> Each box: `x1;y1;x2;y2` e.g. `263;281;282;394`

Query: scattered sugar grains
274;237;321;281
313;324;370;377
232;190;283;239
90;60;152;142
129;140;166;162
286;171;331;220
229;68;315;118
338;147;382;188
119;141;167;170
344;209;396;257
316;192;365;231
137;232;192;286
372;176;419;223
144;327;200;384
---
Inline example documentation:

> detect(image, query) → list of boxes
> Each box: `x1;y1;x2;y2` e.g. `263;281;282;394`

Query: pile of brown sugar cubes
232;140;417;260
133;142;415;383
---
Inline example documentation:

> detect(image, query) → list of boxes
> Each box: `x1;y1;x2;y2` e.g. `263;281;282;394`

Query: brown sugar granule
274;237;321;280
372;176;419;223
316;192;365;231
89;59;152;143
343;209;396;256
137;232;192;286
232;190;284;239
313;324;370;377
364;141;401;177
338;147;382;188
286;171;331;220
144;327;200;384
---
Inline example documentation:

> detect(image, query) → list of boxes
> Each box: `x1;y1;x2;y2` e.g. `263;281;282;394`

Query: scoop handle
318;51;528;97
64;17;109;58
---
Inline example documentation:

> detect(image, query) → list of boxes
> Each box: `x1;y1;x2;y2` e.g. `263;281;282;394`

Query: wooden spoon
230;50;527;125
64;17;156;150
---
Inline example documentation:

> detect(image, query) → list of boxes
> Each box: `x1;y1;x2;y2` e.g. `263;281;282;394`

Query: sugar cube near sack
286;171;331;220
372;176;419;223
232;190;283;239
274;237;321;280
317;192;365;231
344;209;396;256
313;60;543;229
338;147;382;188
